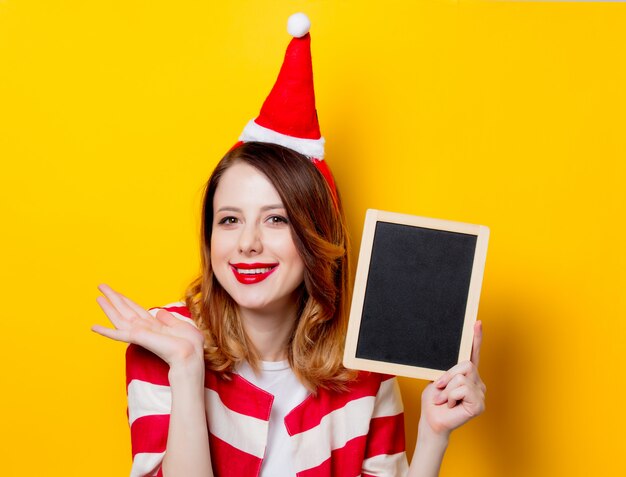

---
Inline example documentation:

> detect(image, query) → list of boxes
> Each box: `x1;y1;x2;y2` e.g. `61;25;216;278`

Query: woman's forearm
406;422;449;477
161;361;214;477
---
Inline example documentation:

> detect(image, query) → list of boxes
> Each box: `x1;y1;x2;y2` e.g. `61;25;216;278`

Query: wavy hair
185;142;355;391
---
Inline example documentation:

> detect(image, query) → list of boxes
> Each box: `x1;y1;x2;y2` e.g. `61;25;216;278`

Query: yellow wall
1;1;624;475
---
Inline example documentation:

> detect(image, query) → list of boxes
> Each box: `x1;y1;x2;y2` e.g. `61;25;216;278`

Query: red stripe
209;433;263;477
126;344;170;387
149;305;192;318
297;435;367;477
364;414;405;458
130;414;170;457
285;372;391;435
205;372;273;421
126;344;272;420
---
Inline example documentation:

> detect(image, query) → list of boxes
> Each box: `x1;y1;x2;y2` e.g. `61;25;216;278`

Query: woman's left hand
419;321;486;437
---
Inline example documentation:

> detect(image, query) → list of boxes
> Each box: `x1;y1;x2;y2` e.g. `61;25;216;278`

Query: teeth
236;267;273;275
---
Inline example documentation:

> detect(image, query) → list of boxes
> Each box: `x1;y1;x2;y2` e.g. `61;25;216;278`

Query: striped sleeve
125;303;189;477
361;376;409;477
126;343;170;477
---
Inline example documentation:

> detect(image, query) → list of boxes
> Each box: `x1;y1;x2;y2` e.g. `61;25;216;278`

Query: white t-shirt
236;360;309;477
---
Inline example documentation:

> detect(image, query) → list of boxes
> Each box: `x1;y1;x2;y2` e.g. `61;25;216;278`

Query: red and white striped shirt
126;304;408;477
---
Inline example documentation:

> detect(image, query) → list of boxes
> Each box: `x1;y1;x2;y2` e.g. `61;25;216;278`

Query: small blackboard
344;210;489;381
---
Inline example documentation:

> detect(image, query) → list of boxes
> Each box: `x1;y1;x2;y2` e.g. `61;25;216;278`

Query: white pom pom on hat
287;13;311;38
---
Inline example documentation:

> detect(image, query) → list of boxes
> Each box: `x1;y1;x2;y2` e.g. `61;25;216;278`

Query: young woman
92;142;486;477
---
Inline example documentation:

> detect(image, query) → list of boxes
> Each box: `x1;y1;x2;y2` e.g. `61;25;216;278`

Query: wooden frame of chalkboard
343;209;490;381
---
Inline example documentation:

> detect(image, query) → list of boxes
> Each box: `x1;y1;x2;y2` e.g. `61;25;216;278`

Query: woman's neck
238;300;299;362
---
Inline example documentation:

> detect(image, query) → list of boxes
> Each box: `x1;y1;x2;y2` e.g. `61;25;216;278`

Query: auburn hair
184;142;355;392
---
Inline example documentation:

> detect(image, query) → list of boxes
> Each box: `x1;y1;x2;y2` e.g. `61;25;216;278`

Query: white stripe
205;387;269;458
372;378;404;418
128;380;171;426
361;451;409;475
130;452;165;477
127;380;268;458
239;119;325;159
148;302;197;327
291;378;404;473
291;395;376;472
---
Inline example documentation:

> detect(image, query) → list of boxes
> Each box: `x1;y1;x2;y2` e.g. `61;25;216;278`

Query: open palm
92;284;205;367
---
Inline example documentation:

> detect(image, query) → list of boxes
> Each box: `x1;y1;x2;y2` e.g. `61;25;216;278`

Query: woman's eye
267;215;288;225
218;216;238;225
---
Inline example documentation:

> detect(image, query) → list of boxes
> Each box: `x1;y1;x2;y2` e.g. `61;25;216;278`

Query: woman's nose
238;223;262;255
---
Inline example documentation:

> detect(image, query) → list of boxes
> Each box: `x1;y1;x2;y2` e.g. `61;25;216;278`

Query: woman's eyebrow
216;204;285;213
261;204;285;211
216;206;242;213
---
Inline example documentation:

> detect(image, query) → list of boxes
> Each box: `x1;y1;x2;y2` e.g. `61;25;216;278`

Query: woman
93;142;486;477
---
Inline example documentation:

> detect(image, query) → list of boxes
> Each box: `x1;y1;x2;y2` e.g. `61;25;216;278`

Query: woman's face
210;161;305;315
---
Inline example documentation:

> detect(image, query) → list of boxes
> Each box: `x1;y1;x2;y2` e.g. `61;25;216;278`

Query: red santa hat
235;13;337;201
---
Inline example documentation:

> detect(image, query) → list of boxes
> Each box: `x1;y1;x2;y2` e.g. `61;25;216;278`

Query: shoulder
331;371;403;413
147;301;194;325
301;371;400;412
125;301;195;384
353;370;395;385
355;372;403;407
342;370;397;394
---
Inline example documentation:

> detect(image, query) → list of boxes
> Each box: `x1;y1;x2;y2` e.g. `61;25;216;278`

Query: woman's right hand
95;284;213;477
92;284;205;369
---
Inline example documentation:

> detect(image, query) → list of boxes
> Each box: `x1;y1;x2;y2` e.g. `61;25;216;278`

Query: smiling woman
94;141;409;477
92;141;484;477
91;12;485;477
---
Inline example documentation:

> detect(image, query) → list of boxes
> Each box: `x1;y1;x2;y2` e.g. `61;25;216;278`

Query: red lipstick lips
230;262;279;284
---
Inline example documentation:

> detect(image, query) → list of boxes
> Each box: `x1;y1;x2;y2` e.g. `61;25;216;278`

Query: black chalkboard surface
344;210;489;381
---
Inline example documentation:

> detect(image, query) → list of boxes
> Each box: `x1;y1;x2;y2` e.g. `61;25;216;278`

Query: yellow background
1;1;624;475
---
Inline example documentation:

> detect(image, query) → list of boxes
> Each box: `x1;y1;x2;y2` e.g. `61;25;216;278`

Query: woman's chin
232;292;297;316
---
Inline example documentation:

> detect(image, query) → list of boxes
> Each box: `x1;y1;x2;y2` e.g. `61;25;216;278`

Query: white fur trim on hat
239;119;325;159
